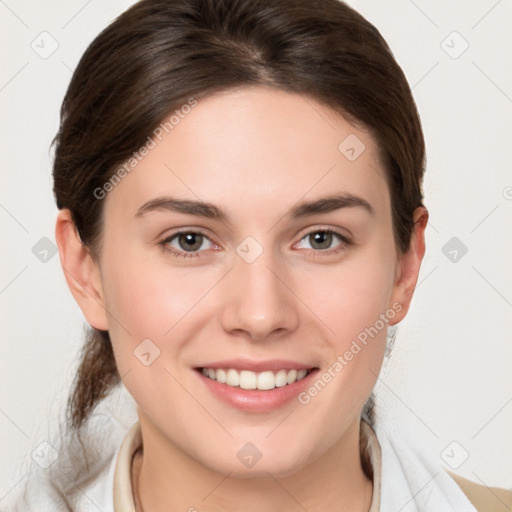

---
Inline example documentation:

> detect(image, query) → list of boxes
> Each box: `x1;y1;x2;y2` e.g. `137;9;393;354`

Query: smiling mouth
197;367;318;391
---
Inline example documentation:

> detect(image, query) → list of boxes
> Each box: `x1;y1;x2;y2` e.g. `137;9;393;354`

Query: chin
197;441;315;479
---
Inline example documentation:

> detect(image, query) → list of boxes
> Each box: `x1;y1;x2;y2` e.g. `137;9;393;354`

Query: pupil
311;231;331;250
179;233;202;251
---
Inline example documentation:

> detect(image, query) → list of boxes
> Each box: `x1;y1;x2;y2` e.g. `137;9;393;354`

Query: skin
56;86;428;511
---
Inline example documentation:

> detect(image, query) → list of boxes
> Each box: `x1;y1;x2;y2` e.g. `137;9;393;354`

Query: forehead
104;86;390;223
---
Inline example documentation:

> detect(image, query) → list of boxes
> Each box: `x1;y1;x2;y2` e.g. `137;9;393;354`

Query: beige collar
113;420;140;512
113;419;381;511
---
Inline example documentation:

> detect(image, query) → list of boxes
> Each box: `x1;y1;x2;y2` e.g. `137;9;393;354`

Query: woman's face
84;86;420;475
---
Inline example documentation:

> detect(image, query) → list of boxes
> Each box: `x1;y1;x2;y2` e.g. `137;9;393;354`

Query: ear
55;209;109;331
388;206;429;325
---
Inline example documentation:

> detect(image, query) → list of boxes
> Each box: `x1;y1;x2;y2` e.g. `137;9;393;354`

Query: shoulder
6;387;137;511
448;471;512;512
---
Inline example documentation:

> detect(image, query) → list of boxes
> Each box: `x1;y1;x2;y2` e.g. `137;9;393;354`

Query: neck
134;413;373;512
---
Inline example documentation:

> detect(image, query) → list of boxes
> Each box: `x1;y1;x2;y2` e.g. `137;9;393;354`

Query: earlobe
55;209;109;331
388;206;429;325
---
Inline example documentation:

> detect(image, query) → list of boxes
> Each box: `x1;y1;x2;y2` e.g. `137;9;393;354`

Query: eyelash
159;228;352;259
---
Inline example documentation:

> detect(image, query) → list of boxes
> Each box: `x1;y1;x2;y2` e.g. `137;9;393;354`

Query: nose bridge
219;244;299;340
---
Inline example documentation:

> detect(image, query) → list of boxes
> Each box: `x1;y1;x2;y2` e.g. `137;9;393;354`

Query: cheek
293;256;394;437
301;245;397;347
98;259;203;413
294;244;396;404
98;246;221;372
105;267;194;335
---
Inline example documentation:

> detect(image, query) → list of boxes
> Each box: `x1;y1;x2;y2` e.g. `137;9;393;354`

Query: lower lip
195;368;320;412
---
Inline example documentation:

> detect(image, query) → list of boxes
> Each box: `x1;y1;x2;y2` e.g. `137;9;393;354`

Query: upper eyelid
162;229;210;240
297;225;350;239
161;228;215;243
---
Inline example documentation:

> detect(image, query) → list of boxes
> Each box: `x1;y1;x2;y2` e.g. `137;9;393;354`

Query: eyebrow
135;193;374;221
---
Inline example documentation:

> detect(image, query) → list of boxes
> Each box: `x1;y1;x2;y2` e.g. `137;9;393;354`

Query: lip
194;362;320;413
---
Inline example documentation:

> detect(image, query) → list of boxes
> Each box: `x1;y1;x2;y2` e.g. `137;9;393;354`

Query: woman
9;0;511;510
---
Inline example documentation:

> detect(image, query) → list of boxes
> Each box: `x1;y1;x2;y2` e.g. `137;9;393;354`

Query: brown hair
53;0;425;430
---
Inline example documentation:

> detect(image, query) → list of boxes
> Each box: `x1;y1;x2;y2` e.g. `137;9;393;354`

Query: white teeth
239;370;257;390
257;371;275;390
201;367;311;390
275;369;288;387
286;369;297;385
226;369;240;387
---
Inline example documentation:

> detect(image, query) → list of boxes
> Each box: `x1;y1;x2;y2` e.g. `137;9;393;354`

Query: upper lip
196;359;318;372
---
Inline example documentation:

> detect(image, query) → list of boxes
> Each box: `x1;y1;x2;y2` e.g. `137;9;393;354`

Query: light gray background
1;0;511;503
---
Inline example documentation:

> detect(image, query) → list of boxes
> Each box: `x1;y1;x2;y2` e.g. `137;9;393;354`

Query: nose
219;249;300;342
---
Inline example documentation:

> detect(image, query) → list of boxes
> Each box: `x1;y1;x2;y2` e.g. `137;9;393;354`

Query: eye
160;231;217;258
295;229;351;254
